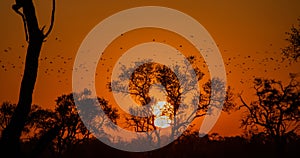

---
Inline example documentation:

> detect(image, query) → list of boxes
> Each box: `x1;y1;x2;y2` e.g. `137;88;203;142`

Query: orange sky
1;0;300;137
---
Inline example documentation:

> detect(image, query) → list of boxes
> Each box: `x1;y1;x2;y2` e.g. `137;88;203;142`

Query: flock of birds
0;35;298;88
1;39;72;84
223;48;291;85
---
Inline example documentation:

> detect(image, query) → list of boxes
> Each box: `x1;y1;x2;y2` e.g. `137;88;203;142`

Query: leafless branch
12;4;29;42
44;0;55;38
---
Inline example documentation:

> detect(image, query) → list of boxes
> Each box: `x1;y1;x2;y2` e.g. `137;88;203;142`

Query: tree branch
43;0;55;38
12;4;29;42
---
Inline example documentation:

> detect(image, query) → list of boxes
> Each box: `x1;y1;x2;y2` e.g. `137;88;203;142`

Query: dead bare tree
0;0;55;157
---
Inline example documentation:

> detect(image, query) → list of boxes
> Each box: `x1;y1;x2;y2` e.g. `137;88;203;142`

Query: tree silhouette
0;91;119;157
110;56;235;141
0;102;56;157
238;77;300;157
22;105;55;140
0;0;56;157
110;58;202;135
44;91;119;157
50;93;90;156
282;18;300;62
73;89;120;138
0;102;16;133
0;102;54;141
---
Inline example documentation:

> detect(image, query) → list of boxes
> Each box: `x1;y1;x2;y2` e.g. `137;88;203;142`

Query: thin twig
44;0;55;38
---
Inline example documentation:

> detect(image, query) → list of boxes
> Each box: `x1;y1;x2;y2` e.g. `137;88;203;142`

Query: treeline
20;131;300;158
1;83;300;158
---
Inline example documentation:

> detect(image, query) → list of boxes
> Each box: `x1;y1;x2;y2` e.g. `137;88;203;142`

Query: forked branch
12;2;29;42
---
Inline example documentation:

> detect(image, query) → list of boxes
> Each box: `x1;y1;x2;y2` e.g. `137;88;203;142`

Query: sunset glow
152;101;173;128
1;0;300;156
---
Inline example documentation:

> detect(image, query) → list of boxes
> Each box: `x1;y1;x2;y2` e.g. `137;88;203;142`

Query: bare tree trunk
0;0;55;157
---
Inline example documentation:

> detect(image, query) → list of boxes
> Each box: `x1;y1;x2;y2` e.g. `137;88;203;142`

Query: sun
152;101;173;128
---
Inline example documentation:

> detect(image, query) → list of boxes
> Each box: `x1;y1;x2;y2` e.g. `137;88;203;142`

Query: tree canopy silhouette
239;76;300;157
109;56;235;140
0;91;119;157
282;18;300;62
46;92;119;157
